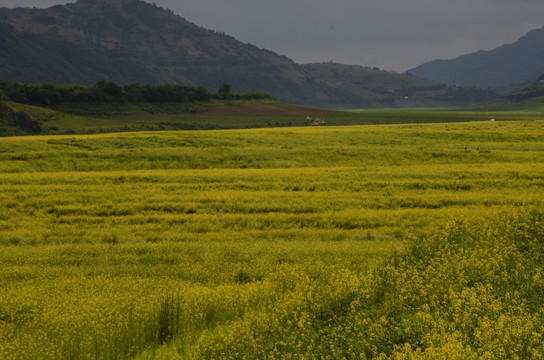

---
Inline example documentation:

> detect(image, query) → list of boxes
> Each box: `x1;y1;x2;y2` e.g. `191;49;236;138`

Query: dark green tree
218;83;232;99
95;80;123;102
124;83;144;103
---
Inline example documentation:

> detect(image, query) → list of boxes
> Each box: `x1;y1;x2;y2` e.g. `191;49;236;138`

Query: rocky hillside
407;26;544;94
0;0;495;107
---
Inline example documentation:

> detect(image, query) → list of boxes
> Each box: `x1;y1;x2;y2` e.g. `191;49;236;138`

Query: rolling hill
496;73;544;104
0;0;495;108
407;26;544;94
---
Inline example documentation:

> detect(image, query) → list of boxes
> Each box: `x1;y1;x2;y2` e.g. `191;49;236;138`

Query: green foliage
0;81;273;109
241;91;274;100
217;83;232;100
0;102;43;136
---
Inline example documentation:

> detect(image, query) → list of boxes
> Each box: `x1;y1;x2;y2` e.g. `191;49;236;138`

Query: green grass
43;102;544;133
4;97;544;136
347;105;544;122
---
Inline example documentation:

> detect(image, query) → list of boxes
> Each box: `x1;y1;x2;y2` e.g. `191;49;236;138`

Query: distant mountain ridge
407;26;544;94
0;0;495;107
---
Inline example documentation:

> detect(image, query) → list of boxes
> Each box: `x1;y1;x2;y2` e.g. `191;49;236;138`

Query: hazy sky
2;0;543;72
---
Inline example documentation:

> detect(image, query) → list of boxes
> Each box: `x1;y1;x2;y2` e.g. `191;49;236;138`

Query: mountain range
0;0;504;107
407;26;544;94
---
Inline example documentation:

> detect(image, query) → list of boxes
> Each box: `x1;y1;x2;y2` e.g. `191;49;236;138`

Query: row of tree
0;81;273;106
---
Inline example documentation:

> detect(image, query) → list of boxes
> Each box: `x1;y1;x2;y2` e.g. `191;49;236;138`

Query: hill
0;0;495;108
406;26;544;94
300;63;496;108
495;73;544;105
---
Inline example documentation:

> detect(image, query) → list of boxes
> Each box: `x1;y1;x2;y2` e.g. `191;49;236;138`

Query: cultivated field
8;97;544;135
1;120;544;359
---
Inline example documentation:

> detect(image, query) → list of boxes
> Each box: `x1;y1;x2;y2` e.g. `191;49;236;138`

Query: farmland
3;88;544;136
1;119;544;359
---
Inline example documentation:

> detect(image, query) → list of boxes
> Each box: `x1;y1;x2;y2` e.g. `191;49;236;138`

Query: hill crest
406;26;544;94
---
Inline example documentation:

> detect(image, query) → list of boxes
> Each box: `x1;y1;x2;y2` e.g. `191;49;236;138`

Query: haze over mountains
407;26;544;94
1;0;538;106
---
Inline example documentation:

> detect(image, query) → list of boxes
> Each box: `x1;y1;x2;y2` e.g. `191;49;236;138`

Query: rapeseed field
1;121;543;359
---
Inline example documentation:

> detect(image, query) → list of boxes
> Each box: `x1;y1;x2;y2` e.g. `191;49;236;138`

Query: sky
1;0;543;72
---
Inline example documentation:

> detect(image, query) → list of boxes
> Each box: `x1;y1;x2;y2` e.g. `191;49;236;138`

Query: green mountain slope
0;23;158;84
496;74;544;104
0;0;495;107
301;63;496;108
407;26;544;94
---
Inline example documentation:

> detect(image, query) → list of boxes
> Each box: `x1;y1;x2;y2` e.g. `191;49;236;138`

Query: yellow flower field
1;120;543;359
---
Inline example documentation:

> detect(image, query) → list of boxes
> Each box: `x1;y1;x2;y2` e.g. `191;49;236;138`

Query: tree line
0;80;273;106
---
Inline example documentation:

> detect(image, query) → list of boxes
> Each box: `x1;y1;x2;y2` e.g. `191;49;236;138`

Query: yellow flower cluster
0;120;543;358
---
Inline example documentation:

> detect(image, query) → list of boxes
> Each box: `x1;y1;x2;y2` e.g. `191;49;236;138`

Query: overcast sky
2;0;543;72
